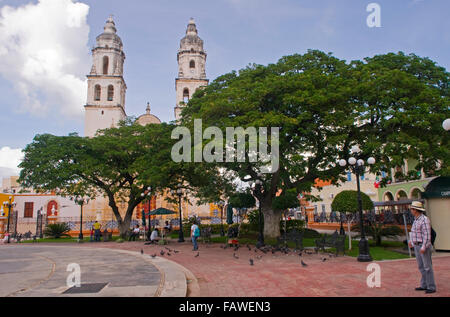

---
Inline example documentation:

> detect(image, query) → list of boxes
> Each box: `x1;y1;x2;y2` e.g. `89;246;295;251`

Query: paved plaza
0;245;187;297
1;242;449;297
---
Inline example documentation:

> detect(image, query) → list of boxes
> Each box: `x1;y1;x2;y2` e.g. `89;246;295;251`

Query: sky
0;0;449;180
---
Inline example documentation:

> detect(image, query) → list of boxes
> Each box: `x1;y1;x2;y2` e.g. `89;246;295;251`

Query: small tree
331;190;374;250
228;191;256;234
44;223;71;239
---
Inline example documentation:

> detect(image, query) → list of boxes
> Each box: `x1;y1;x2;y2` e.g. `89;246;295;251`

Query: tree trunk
262;204;281;239
376;235;382;247
118;219;131;239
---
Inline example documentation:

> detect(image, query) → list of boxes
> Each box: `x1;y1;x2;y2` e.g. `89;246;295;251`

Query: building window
347;172;352;182
103;56;109;75
183;88;189;103
94;85;101;101
190;60;195;69
107;85;114;101
24;202;33;218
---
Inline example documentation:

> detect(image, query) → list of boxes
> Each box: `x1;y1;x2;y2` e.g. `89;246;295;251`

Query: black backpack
431;227;437;246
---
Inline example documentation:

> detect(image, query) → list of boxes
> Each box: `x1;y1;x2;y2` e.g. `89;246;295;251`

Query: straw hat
411;201;425;212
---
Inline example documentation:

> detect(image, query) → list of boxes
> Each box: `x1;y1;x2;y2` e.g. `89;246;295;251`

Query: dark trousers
129;233;138;241
94;229;101;242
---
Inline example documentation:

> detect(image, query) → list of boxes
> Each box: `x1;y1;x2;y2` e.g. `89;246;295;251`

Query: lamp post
254;173;265;248
141;187;152;240
171;184;185;243
73;196;90;241
443;119;450;131
339;145;375;262
3;196;16;243
35;207;43;239
217;201;225;237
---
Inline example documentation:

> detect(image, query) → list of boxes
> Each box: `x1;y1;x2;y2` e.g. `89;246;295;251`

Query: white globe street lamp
443;119;450;131
338;153;376;262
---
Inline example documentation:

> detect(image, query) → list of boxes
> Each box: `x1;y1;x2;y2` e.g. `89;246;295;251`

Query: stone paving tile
72;241;450;297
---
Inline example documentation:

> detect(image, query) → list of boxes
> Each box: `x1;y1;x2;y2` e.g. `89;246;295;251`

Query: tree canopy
331;190;374;213
180;50;449;238
19;121;180;237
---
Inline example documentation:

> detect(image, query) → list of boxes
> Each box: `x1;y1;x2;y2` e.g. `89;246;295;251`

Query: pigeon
165;247;172;252
195;252;200;258
151;254;156;258
298;252;303;257
254;249;258;253
174;250;180;254
249;259;254;266
233;253;239;259
301;260;308;267
140;249;144;255
167;253;172;256
256;255;263;260
160;250;165;256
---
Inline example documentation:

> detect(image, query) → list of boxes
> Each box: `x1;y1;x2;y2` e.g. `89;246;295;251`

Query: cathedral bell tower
174;18;209;121
84;16;127;137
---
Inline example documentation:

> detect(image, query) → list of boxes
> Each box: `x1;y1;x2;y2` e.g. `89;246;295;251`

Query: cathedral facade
82;16;219;225
84;16;207;137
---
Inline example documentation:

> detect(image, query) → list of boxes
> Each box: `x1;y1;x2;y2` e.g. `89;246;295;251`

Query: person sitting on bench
129;225;140;241
150;228;159;244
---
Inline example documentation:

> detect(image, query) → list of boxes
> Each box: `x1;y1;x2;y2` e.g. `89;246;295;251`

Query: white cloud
0;146;23;177
0;0;90;118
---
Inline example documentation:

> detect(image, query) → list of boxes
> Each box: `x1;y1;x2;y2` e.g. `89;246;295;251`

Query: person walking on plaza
93;221;102;242
409;201;436;294
191;222;200;251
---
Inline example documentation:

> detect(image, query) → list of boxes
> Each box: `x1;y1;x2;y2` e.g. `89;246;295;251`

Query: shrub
303;228;321;238
116;238;124;243
352;223;404;246
43;223;71;239
281;220;305;234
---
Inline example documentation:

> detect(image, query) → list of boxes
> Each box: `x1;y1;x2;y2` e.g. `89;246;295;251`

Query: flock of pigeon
140;243;336;267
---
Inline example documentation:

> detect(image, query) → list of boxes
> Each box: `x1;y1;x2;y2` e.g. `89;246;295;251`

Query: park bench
276;229;304;251
200;227;212;244
314;230;346;256
227;226;239;247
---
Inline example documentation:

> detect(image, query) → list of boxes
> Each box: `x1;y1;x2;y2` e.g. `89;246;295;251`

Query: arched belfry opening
190;60;195;69
183;88;189;103
103;56;109;75
107;85;114;101
95;85;101;101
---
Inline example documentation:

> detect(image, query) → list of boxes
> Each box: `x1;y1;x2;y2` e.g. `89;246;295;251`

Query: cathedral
84;16;208;136
83;16;219;225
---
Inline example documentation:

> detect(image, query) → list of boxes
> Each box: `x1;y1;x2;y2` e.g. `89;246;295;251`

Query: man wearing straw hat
408;201;436;294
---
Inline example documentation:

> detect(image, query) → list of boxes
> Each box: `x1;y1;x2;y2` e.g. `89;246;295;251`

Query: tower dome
96;15;123;50
180;18;204;51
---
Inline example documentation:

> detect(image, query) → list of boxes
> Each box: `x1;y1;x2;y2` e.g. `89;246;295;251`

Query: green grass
20;236;122;243
209;234;409;261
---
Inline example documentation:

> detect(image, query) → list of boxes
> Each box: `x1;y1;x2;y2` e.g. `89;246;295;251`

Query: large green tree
180;50;449;238
19;121;180;237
